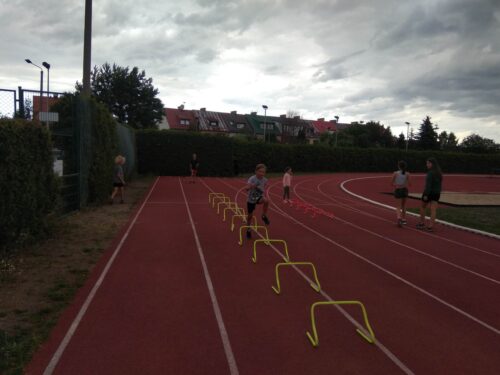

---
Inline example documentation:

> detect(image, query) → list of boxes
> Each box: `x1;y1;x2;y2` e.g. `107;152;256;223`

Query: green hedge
137;130;233;176
52;94;119;205
0;119;59;252
137;130;500;175
87;99;119;203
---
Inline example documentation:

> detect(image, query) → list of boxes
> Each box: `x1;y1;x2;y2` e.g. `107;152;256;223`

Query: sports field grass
409;206;500;235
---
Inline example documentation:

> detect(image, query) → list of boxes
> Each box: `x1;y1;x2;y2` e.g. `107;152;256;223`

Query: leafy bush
0;119;59;252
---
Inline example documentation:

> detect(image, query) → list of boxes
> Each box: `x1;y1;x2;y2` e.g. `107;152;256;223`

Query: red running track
27;174;500;375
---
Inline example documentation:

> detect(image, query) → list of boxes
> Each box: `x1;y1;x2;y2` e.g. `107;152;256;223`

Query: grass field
409;206;500;235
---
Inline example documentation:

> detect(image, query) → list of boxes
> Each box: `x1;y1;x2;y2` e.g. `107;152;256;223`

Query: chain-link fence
0;89;16;117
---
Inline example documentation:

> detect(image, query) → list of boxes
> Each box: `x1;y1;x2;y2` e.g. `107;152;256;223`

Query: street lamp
334;115;339;147
405;121;410;153
262;105;268;142
42;62;51;127
25;59;43;117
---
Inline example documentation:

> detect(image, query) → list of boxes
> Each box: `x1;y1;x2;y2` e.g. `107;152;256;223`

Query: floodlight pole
82;0;92;95
262;105;268;142
25;59;43;119
405;121;410;153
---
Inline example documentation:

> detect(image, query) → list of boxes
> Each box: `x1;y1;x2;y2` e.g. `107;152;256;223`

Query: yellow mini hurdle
222;203;242;220
252;239;289;263
208;192;226;204
238;225;269;246
212;195;230;208
306;300;376;347
231;215;257;231
217;198;238;214
272;262;321;294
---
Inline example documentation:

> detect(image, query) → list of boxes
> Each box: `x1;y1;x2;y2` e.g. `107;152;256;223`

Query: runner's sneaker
262;215;270;225
401;219;407;224
397;219;402;227
416;223;425;229
425;226;434;232
246;230;252;239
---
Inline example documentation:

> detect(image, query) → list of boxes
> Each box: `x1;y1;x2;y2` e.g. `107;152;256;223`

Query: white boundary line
290;180;500;285
43;177;160;375
307;177;500;259
210;178;414;375
339;176;500;240
179;178;239;375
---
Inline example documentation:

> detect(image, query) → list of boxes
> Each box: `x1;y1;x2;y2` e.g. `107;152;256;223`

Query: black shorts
247;197;263;214
113;182;124;187
394;188;408;199
422;193;440;202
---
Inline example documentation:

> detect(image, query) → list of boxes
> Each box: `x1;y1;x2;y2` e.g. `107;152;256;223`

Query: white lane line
179;178;239;375
340;176;500;240
315;178;500;259
44;177;160;375
210;178;414;375
290;180;500;285
300;176;500;258
264;180;500;336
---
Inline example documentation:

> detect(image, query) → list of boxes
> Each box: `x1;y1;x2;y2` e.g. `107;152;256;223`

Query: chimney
251;111;257;115
317;118;324;121
294;116;300;120
200;107;206;112
280;114;286;118
231;110;237;115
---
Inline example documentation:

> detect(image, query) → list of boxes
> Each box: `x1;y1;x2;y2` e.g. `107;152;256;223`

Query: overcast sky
1;0;499;141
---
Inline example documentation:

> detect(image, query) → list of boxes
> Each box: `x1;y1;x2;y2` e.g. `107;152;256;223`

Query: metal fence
1;86;81;213
0;88;16;117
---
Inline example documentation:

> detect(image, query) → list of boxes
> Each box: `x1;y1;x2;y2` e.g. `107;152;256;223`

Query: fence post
18;86;24;118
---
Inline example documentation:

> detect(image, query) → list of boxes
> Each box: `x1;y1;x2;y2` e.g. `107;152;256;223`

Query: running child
417;157;442;232
189;153;200;183
391;160;411;227
246;164;270;239
283;166;293;203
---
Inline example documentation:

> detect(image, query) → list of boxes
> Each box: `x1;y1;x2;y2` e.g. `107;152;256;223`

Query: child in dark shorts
189;153;199;183
110;155;126;204
245;164;270;239
391;160;411;227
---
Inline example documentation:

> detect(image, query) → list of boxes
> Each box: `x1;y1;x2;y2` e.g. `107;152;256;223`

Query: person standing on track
189;153;200;183
417;157;442;232
391;160;411;227
282;166;293;203
110;155;126;204
245;164;270;239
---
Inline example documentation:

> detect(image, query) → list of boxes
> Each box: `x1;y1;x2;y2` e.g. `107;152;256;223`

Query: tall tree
460;134;498;153
397;132;406;149
416;116;439;150
439;131;459;151
76;63;164;129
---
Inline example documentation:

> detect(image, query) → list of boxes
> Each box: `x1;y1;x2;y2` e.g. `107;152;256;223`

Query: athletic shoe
397;219;402;227
401;219;407;224
246;230;252;239
262;215;270;225
416;223;425;229
425;226;434;232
